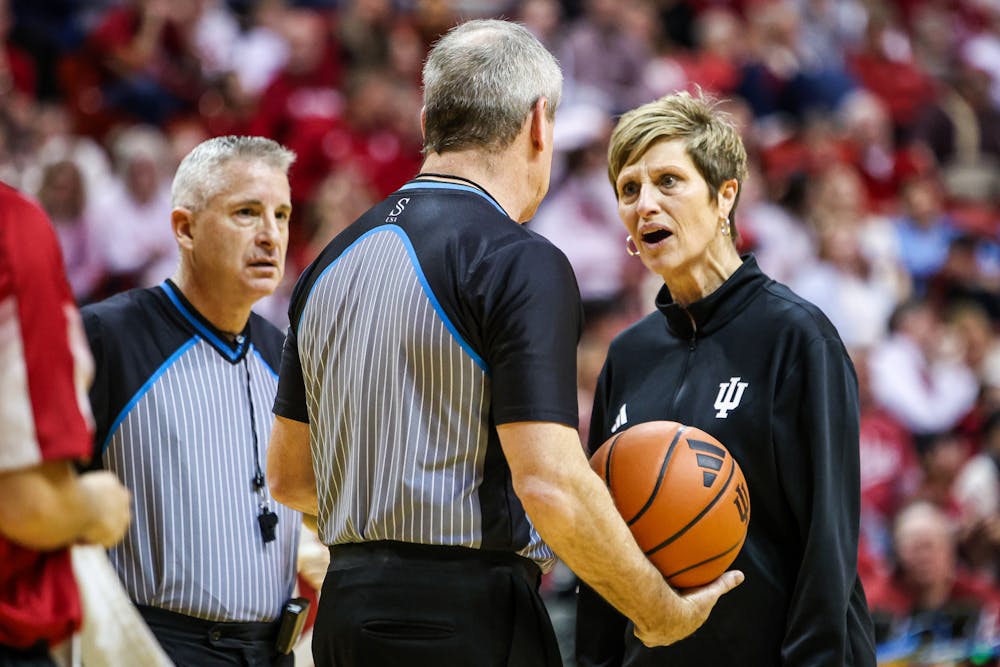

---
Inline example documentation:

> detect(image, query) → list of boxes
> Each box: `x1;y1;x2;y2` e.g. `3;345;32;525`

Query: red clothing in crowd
865;568;1000;627
860;407;922;522
0;184;94;648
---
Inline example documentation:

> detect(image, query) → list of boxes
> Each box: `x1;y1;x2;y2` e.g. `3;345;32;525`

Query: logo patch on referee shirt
385;197;410;223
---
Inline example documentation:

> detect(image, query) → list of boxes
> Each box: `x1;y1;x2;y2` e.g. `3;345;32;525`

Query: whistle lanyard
243;350;277;544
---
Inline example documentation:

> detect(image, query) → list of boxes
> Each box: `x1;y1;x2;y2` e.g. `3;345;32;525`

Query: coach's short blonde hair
607;92;749;232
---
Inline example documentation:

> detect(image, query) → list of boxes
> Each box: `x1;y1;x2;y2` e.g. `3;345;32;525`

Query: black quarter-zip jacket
576;256;876;667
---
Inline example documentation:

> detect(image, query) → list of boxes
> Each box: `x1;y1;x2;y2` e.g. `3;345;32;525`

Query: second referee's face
191;159;291;303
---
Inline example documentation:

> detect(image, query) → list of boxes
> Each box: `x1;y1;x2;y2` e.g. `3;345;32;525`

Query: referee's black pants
313;541;563;667
138;605;294;667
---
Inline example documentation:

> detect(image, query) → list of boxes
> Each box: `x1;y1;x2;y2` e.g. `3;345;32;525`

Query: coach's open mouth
642;229;672;244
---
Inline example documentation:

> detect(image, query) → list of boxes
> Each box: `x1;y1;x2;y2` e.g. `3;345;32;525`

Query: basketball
590;420;750;589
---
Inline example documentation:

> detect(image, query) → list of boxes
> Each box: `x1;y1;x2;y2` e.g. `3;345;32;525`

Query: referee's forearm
267;415;318;514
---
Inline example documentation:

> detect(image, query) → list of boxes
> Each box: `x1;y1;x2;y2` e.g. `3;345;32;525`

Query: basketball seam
603;432;624;490
626;426;686;526
662;536;745;581
643;456;736;556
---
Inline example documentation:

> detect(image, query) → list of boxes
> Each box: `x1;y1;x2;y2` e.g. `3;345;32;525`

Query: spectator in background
947;303;1000;432
869;298;979;437
0;182;132;667
300;164;376;266
911;429;969;516
914;54;1000;207
739;163;816;286
853;346;921;563
737;0;856;122
82;0;206;128
891;173;958;295
5;0;84;102
517;0;561;51
954;411;1000;583
335;0;395;70
191;0;288;102
846;5;936;135
639;6;746;102
531;104;643;313
35;159;106;303
791;221;895;348
837;89;930;214
963;6;1000;111
250;8;348;205
0;0;35;99
18;104;114;201
90;124;176;290
805;162;910;304
866;501;1000;648
557;0;652;112
317;67;422;199
927;234;1000;326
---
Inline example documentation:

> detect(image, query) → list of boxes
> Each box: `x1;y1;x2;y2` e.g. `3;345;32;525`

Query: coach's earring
719;216;730;238
625;235;640;257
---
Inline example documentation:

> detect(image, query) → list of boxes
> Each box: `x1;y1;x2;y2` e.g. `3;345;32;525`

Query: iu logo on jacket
714;377;748;418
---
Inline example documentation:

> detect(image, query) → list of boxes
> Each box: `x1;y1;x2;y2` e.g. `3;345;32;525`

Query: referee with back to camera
266;17;743;667
82;136;302;666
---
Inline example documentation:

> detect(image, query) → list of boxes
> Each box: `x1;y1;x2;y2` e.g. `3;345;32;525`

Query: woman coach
575;91;877;667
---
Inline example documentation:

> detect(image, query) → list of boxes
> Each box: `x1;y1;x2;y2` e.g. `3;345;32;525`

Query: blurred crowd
1;0;999;664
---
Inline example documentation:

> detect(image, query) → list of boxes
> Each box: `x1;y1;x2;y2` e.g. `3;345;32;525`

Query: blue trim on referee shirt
100;336;199;455
159;281;248;361
398;181;508;217
301;224;489;374
252;345;279;380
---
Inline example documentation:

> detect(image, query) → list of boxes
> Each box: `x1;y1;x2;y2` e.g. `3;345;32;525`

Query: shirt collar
397;180;509;218
159;279;251;362
655;255;769;339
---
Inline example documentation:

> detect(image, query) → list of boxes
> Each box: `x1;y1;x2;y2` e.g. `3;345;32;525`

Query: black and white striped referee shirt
275;181;582;569
83;281;299;623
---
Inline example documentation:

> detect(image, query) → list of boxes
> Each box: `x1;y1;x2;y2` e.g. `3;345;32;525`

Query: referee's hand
79;471;132;548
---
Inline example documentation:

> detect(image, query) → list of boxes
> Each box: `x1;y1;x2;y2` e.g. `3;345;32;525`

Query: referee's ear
172;207;195;252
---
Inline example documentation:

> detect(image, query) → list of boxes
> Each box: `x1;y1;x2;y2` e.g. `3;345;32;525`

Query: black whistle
258;507;278;543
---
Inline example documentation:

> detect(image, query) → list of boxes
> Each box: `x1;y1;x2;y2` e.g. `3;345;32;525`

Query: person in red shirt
0;183;131;666
866;500;1000;646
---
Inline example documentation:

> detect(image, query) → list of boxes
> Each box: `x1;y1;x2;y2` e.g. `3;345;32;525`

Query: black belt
328;540;542;584
136;605;280;643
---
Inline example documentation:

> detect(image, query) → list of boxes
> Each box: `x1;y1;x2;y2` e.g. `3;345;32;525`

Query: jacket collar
655;255;769;339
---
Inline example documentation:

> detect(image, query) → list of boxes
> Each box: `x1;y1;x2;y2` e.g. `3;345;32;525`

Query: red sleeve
0;184;94;471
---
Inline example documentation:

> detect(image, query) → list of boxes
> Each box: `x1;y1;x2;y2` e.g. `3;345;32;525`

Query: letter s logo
385;197;410;223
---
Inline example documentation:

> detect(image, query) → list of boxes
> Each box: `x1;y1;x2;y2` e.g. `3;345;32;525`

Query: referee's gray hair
171;136;296;210
421;19;562;155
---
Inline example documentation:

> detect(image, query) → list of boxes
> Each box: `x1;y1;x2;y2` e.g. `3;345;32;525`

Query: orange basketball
590;420;750;589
